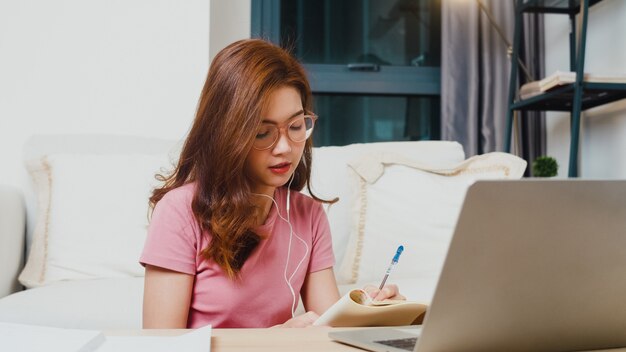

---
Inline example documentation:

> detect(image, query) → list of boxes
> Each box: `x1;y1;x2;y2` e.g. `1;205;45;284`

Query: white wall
209;1;252;63
544;0;626;178
0;0;252;193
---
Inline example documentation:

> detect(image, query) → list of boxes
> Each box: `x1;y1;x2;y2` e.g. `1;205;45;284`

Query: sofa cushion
19;135;179;288
336;152;527;285
309;141;465;277
0;278;143;329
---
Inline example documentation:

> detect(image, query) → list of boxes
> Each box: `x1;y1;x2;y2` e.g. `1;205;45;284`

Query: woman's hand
276;311;320;328
363;284;406;301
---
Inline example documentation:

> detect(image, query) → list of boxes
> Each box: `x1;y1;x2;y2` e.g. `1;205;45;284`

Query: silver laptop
330;180;626;352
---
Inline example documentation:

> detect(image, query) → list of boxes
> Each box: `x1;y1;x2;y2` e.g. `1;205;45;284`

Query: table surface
106;327;626;352
106;327;359;352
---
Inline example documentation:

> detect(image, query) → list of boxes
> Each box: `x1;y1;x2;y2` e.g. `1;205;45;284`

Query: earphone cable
251;175;309;317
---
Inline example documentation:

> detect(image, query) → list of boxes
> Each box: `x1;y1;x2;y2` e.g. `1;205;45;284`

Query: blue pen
378;245;404;290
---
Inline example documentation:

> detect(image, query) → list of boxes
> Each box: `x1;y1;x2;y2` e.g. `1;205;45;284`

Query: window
252;0;441;146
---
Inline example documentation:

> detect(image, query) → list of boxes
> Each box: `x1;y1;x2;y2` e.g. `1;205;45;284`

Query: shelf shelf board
511;82;626;112
521;0;604;15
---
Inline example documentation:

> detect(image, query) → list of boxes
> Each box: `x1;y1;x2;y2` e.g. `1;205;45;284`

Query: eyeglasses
252;114;317;150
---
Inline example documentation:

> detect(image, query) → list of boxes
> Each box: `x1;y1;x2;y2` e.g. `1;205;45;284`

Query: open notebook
314;288;427;327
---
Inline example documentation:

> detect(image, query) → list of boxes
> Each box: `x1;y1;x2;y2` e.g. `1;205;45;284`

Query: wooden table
212;328;358;351
106;327;626;352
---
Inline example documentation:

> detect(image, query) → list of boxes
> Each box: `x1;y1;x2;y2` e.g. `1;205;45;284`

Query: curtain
441;0;545;171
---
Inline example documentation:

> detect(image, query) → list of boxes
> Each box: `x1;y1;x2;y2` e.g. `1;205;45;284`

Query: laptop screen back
416;180;626;352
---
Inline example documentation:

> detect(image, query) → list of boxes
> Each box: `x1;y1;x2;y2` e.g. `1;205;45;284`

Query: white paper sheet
0;322;105;352
96;325;212;352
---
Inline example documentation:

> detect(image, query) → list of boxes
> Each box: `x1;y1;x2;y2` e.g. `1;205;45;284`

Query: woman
141;39;401;328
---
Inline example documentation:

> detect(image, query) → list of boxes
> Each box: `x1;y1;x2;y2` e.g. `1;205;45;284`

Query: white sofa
0;135;526;329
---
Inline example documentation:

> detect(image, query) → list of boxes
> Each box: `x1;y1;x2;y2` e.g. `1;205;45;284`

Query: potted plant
532;156;558;177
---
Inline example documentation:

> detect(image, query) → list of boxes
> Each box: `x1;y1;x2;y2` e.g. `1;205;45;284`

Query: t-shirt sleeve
307;202;335;273
140;191;198;275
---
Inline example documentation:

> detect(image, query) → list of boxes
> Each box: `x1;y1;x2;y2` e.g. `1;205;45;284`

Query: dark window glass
252;0;441;147
280;0;440;67
313;95;440;147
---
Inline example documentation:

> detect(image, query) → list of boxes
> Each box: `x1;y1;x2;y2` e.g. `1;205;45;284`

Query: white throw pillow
308;141;465;275
19;137;178;288
336;152;527;285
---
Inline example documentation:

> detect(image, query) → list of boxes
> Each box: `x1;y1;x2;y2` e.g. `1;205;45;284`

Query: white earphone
253;174;309;318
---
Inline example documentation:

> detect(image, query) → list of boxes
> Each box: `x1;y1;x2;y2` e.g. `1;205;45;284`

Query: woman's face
244;86;307;196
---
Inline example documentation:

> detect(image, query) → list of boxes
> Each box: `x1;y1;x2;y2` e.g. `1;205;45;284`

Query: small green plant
532;156;558;177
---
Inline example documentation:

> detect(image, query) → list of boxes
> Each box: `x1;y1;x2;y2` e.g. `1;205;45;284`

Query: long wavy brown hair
150;39;336;279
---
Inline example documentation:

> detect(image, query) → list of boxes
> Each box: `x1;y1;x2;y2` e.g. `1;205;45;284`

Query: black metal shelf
521;0;604;14
505;0;623;177
512;83;626;111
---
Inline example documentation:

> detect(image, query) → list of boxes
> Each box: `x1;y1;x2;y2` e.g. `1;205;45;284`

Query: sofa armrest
0;185;26;298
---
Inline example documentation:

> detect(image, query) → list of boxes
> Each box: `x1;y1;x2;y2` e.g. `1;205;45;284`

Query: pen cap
392;245;404;263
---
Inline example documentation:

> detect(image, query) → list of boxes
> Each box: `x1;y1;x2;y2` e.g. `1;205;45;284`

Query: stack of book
519;70;626;100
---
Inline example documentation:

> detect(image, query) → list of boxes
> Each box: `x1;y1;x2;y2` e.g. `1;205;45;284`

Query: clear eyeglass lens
287;117;312;142
253;116;315;150
254;126;279;149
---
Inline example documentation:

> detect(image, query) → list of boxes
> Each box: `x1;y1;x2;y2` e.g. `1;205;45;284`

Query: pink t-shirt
140;183;335;328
